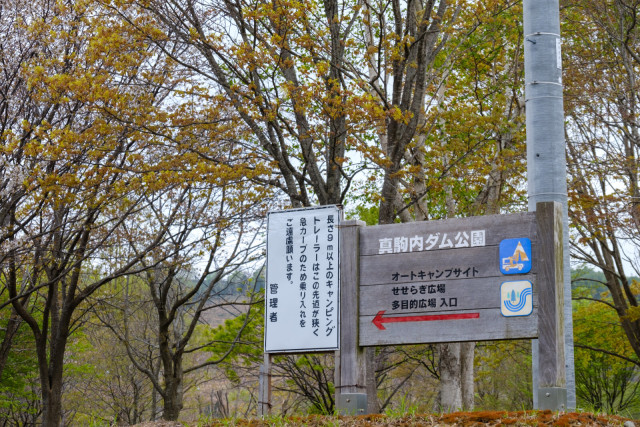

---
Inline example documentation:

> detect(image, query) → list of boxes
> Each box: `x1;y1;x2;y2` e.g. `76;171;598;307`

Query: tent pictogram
499;238;532;275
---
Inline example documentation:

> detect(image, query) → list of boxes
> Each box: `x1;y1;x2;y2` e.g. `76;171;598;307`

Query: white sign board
264;205;341;352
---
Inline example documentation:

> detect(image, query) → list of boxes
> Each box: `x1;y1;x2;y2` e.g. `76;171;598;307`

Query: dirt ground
135;411;638;426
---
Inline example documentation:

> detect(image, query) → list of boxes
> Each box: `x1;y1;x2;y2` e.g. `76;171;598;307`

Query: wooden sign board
358;212;539;346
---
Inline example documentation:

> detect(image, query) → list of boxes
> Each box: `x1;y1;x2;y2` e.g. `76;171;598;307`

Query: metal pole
523;0;575;409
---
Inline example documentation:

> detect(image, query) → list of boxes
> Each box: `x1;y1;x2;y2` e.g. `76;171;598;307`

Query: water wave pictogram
504;287;532;312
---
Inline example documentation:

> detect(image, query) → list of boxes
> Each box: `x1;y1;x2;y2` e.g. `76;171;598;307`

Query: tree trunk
39;330;68;427
151;359;161;421
460;342;475;410
11;273;71;427
162;377;184;421
41;387;64;427
438;343;462;412
437;179;466;413
162;358;184;421
151;387;158;421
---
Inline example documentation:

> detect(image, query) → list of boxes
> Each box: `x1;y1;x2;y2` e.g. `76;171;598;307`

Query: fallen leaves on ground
191;411;637;426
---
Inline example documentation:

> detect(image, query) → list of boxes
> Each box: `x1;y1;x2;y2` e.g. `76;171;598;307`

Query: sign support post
258;353;272;417
335;220;368;415
536;202;567;409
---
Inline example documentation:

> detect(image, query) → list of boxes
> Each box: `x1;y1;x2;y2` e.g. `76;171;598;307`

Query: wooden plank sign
357;212;540;346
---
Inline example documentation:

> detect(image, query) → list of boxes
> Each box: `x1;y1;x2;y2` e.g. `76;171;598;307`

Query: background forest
0;0;639;423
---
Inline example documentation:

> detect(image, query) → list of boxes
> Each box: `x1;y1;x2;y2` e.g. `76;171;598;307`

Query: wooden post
258;353;272;417
335;220;368;414
536;201;567;409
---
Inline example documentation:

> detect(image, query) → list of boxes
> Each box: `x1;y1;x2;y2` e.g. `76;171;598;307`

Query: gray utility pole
524;0;576;410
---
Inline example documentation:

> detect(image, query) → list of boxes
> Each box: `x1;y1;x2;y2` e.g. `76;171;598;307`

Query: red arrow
372;310;480;330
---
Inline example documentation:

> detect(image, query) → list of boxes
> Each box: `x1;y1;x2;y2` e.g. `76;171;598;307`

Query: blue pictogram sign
500;280;533;317
499;238;532;275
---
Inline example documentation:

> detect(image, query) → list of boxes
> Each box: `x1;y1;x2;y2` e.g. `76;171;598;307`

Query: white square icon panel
500;280;533;317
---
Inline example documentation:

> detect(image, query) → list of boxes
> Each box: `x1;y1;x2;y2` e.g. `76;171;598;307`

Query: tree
573;275;640;414
372;0;526;410
563;0;640;365
62;325;155;424
0;0;211;422
116;0;378;209
94;181;268;421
